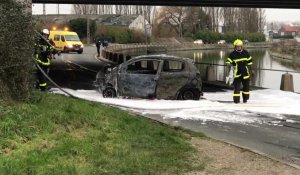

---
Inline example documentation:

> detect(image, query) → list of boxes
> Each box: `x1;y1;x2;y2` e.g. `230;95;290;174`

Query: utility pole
87;17;90;44
57;4;59;15
43;4;46;15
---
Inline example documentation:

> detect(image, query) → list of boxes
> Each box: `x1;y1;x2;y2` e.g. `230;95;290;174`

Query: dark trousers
233;77;250;103
97;46;100;56
36;65;49;91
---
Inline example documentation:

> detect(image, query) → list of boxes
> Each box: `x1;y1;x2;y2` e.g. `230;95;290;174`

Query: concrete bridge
22;0;300;9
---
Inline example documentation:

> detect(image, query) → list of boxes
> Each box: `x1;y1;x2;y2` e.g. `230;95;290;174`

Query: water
168;49;300;92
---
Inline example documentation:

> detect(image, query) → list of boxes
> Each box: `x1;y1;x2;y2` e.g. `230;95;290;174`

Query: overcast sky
32;4;300;23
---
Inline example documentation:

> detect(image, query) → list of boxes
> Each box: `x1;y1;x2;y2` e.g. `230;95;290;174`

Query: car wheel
102;87;116;98
180;89;200;100
78;50;83;54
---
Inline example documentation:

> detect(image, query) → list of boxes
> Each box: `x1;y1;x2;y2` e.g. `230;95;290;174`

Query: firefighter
95;38;101;57
226;39;253;103
34;29;58;91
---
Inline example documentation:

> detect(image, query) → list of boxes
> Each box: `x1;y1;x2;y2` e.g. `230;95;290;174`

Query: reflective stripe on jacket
34;37;55;66
226;50;252;79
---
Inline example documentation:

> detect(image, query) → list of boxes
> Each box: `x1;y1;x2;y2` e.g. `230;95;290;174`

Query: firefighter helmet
233;39;243;46
42;29;50;35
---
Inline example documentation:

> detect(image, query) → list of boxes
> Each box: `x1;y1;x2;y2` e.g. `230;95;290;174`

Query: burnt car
94;55;203;100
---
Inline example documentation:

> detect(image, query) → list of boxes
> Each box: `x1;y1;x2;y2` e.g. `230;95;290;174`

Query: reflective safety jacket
226;50;253;79
34;37;55;67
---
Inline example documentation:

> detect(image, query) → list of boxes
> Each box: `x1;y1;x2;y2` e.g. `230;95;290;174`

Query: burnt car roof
130;54;192;63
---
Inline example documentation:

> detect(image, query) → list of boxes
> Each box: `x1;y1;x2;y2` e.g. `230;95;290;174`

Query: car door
118;59;161;98
156;60;190;99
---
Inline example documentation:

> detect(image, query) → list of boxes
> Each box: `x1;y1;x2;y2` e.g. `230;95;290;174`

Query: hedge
0;0;34;102
194;31;266;43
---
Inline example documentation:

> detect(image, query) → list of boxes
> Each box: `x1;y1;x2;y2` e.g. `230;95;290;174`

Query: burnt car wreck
94;55;203;100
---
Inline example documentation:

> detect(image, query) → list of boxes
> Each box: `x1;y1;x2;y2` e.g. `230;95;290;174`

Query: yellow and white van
49;31;84;54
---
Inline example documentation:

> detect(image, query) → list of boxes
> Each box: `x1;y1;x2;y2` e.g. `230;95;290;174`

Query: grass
0;92;206;175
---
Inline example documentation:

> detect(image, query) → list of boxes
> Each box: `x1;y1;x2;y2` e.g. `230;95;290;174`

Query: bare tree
223;7;237;32
258;8;266;32
72;5;97;15
155;7;192;37
221;7;265;33
202;7;222;32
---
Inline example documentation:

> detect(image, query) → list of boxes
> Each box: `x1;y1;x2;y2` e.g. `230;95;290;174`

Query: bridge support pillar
280;73;294;92
206;66;216;81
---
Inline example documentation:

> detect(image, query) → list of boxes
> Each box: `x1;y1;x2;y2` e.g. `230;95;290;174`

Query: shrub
95;25;146;43
0;0;33;101
194;31;265;43
68;18;96;39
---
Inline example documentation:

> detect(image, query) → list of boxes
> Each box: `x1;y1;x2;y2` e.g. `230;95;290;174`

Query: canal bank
269;51;300;62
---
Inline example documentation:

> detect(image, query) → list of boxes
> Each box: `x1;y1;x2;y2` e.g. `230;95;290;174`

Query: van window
61;36;65;42
65;35;80;41
54;35;60;41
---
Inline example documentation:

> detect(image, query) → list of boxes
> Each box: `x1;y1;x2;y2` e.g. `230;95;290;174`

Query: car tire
102;87;116;98
180;89;200;100
78;50;83;54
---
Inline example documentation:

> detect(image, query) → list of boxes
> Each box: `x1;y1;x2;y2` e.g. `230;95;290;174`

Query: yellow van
49;31;84;54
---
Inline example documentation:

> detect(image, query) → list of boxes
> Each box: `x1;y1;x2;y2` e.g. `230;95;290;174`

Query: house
96;14;151;35
278;25;300;37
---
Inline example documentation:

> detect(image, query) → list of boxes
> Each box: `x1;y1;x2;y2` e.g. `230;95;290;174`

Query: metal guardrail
195;62;300;74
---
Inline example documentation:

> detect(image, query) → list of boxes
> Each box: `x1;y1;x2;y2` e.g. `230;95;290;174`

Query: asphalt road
48;46;300;170
49;45;106;90
145;113;300;169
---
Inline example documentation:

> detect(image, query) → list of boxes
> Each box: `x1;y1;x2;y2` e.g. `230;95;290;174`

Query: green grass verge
0;92;206;175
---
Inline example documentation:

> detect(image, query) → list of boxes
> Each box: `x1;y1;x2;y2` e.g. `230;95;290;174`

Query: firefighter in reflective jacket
34;29;57;91
226;39;253;103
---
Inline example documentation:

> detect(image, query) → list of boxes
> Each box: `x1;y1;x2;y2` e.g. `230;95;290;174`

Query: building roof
281;25;300;32
96;14;140;26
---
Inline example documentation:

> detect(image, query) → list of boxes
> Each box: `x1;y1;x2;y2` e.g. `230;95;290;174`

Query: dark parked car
94;55;203;100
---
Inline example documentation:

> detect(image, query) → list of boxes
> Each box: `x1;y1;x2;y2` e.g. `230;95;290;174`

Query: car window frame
125;59;161;75
162;60;185;72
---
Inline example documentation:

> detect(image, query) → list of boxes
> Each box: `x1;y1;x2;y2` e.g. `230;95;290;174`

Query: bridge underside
32;0;300;9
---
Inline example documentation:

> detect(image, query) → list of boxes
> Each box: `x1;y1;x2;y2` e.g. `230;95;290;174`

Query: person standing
226;39;253;103
34;29;58;91
96;38;102;57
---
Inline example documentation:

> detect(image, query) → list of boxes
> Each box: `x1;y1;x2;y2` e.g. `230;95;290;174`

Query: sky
32;4;300;23
51;88;300;125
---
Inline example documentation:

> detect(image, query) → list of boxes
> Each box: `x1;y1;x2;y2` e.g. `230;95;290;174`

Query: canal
168;49;300;93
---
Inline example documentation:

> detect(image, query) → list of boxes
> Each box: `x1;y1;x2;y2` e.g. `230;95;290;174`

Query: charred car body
95;55;203;100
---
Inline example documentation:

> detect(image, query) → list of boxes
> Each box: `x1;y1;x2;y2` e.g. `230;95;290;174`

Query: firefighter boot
233;95;240;104
242;93;249;103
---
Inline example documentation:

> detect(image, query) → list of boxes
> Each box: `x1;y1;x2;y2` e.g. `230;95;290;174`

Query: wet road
48;46;300;170
145;113;300;169
49;46;106;90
